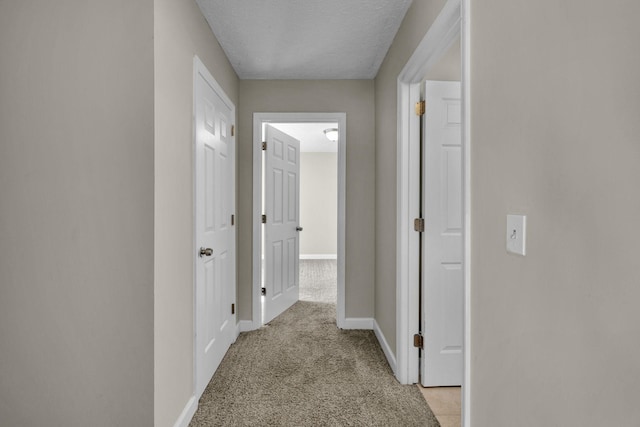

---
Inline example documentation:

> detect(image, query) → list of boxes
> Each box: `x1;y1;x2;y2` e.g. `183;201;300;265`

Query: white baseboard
299;254;338;260
341;317;373;330
373;319;397;375
173;395;197;427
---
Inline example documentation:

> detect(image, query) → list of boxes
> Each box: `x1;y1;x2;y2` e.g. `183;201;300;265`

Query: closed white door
263;125;300;324
421;80;463;387
194;58;236;397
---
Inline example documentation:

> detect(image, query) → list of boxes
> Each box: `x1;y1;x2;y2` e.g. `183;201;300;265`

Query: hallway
189;261;439;426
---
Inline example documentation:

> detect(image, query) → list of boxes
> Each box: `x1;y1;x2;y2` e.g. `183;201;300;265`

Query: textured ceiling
195;0;413;79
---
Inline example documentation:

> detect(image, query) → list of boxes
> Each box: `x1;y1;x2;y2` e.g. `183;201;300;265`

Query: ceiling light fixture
323;128;339;142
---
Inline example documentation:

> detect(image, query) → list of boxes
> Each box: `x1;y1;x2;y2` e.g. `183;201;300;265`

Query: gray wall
0;1;154;426
425;38;460;82
154;0;239;425
300;153;338;256
238;80;375;320
374;0;448;354
470;0;640;424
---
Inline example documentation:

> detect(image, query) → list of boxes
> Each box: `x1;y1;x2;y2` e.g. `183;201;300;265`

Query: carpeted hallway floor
190;260;440;426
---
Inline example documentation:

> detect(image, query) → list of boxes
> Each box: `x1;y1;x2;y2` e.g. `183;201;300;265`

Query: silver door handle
296;226;303;232
199;247;213;257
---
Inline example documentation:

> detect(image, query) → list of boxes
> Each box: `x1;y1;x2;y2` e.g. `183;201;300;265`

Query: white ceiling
269;123;338;153
195;0;413;79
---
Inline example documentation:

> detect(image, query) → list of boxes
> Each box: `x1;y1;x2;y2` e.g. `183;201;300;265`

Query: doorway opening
252;113;346;329
268;123;339;307
396;0;470;425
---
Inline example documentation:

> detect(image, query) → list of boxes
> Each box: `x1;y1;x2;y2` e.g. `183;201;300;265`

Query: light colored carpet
299;259;337;303
190;260;439;426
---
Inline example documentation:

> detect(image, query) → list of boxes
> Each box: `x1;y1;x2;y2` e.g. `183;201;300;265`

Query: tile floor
418;386;461;427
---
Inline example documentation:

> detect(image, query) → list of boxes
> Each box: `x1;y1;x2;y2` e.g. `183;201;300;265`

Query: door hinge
231;303;235;315
261;214;267;224
231;125;235;137
262;141;267;151
231;214;235;226
413;333;424;349
414;218;425;232
415;100;426;116
261;287;266;296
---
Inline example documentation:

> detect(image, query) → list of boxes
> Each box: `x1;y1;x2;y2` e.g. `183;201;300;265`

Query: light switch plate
506;214;526;256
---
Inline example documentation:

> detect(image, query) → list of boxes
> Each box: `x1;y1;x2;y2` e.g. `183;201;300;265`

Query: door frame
252;112;347;329
395;0;471;425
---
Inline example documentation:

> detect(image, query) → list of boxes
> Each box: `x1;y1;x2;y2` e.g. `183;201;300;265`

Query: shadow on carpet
190;301;440;426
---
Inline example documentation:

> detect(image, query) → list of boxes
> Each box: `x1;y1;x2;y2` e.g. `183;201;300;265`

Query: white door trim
462;1;472;424
252;112;347;329
395;0;471;425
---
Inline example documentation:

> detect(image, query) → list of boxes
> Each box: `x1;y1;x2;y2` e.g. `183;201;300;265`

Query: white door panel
422;80;463;387
195;59;236;398
263;125;300;324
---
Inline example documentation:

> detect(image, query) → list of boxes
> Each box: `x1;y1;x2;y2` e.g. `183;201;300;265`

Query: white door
194;58;236;397
263;125;301;324
421;80;463;387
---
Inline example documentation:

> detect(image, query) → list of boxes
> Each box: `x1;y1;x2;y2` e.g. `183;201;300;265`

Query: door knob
296;226;303;232
199;247;213;257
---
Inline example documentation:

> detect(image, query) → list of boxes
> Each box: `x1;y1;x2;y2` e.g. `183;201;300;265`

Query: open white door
263;125;301;324
194;58;236;397
421;80;463;387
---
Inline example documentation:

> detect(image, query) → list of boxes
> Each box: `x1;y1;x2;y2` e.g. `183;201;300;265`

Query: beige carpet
190;260;439;426
299;259;337;303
